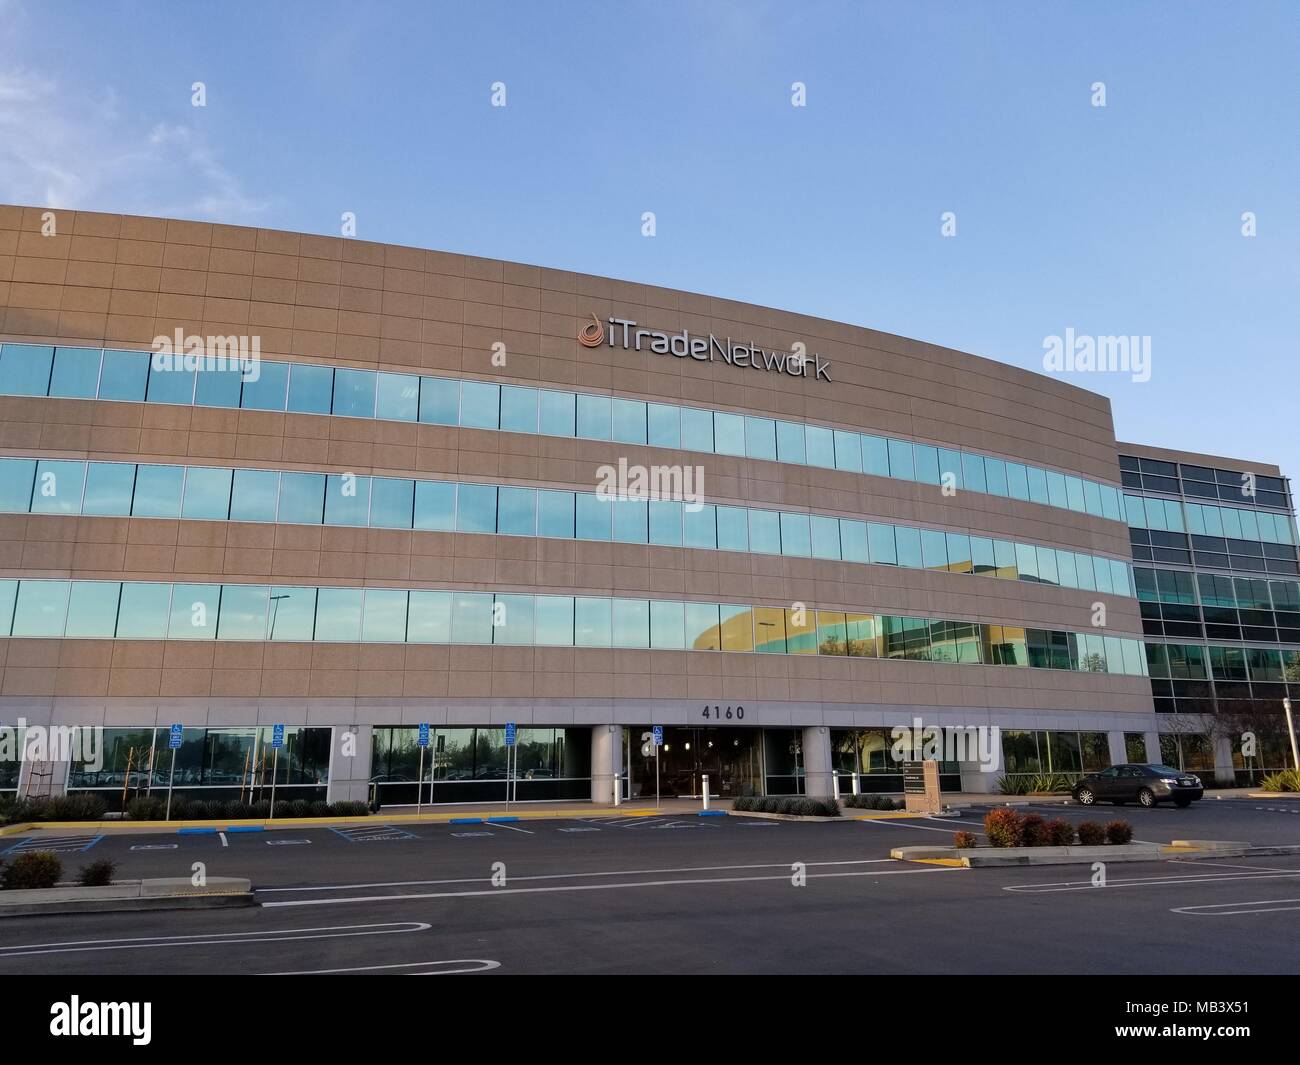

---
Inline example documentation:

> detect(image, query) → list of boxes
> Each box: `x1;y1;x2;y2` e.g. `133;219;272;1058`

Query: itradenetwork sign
580;315;831;381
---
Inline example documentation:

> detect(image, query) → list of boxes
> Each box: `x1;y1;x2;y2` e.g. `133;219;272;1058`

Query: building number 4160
701;706;745;720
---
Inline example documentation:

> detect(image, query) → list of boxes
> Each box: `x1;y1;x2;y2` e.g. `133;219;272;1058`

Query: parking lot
1;798;1297;975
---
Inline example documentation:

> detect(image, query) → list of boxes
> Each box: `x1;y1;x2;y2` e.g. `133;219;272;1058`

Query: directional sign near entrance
504;722;517;746
652;726;663;746
168;723;183;750
271;723;285;749
418;722;430;747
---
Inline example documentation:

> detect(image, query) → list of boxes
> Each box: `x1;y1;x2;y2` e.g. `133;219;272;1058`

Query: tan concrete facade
0;205;1158;798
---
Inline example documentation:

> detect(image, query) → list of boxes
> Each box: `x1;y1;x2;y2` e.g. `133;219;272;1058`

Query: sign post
652;726;663;809
269;724;285;820
504;722;517;809
416;723;430;815
164;724;183;821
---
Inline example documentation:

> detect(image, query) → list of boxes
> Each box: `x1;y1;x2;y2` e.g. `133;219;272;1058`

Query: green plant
996;775;1031;795
2;851;62;890
1105;819;1133;845
843;793;901;810
953;830;977;849
983;807;1024;847
1047;818;1075;846
1020;813;1050;847
77;858;117;887
732;795;839;816
1260;769;1300;793
126;796;167;821
329;801;369;816
1076;820;1105;846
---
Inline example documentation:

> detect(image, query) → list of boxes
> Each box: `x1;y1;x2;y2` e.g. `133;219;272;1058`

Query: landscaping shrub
1020;813;1050;847
1048;819;1075;846
1260;769;1300;793
2;851;62;890
732;795;838;816
1076;820;1105;846
330;801;369;817
77;858;116;887
996;775;1031;796
126;796;166;821
1105;820;1133;845
953;830;977;849
1;794;107;824
310;800;331;817
983;807;1024;847
842;793;901;810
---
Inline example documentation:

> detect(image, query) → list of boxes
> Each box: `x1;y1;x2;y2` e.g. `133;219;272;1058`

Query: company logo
578;313;605;348
579;316;831;381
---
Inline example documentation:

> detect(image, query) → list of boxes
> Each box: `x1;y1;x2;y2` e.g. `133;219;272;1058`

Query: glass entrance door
629;727;761;798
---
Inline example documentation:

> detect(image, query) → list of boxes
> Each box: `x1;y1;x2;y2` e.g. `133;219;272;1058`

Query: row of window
1144;641;1300;682
0;578;1152;675
1119;454;1291;511
1128;528;1298;577
1124;492;1296;545
1135;567;1300;613
0;457;1136;597
0;342;1129;522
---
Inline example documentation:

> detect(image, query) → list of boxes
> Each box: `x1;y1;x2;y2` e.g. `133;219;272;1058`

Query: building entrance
627;727;762;799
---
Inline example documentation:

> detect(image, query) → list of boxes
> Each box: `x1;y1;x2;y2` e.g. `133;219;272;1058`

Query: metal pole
417;745;425;816
702;773;709;811
165;747;177;821
1285;697;1299;771
270;747;279;819
655;743;660;809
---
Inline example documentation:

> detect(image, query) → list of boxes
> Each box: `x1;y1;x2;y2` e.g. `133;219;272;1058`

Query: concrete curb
0;876;254;918
893;838;1261;866
1247;792;1300;800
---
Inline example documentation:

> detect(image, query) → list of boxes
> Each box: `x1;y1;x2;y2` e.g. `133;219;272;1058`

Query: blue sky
2;0;1297;481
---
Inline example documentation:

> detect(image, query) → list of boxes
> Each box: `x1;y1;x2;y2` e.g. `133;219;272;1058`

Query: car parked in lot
1072;764;1204;808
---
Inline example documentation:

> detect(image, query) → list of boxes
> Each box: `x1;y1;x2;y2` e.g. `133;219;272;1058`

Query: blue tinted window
13;580;69;636
612;499;648;543
1026;466;1050;505
920;530;948;569
169;583;220;639
612;598;650;648
538;390;576;436
491;593;534;645
534;595;574;645
131;465;184;517
217;584;270;640
575;494;611;540
776;421;806;464
611;399;647;444
887;440;915;480
65;581;121;638
832;431;862;473
370;478;414;528
779;512;811;556
839;519;868;562
376;372;418;421
500;386;539;434
414;481;455;531
810;515;841;559
277;472;326;524
0;458;36;511
649;500;683;546
407;590;452;643
362;589;408;642
230;469;279;522
1046;471;1068;509
1065;476;1086;512
894;527;922;568
650;600;686;649
716;506;748;551
116;583;171;638
455;483;497;533
325;474;371;526
286;363;334;414
84;463;134;516
867;523;897;564
683;503;717;549
97;350;149;401
147;357;195;404
315;588;363;641
1082;479;1102;516
460;381;500;430
0;344;53;395
181;466;233;520
31;460;85;514
333;368;376;418
748;509;781;553
962;453;987;493
913;445;940;485
745;417;777;461
1006;462;1030;501
498;487;537;536
859;435;887;476
985;458;1009;496
1015;543;1039;581
194;362;244;408
576;394;610;440
267;586;316;641
451;591;493;643
937;448;963;490
714;412;745;456
240;360;289;411
574;597;612;646
805;426;835;467
647;403;680;447
418;377;459;425
48;347;102;398
680;407;714;452
537;490;575;538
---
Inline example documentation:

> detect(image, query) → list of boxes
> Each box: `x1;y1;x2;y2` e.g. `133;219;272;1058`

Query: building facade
0;204;1293;807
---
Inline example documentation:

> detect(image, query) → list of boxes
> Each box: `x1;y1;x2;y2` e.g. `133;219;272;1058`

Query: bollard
832;769;841;801
613;773;622;807
852;771;860;797
701;773;710;810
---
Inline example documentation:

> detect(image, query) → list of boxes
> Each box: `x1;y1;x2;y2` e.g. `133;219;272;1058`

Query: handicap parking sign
418;722;430;747
504;722;517;747
271;723;285;748
169;723;183;749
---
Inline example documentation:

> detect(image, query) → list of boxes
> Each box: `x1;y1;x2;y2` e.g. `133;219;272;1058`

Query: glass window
538;389;576;437
612;598;650;647
115;582;172;638
534;595;574;645
984;458;1009;496
913;445;940;485
779;512;812;556
920;530;948;569
286;363;334;414
1065;476;1086;512
500;385;539;434
267;587;316;641
315;588;363;641
65;581;122;638
719;604;754;652
1046;471;1068;509
574;597;612;646
418;376;459;425
456;483;498;533
867;522;897;565
0;344;54;395
1026;466;1049;505
1015;542;1039;581
376;372;419;421
894;526;922;568
810;515;841;560
744;417;777;460
277;472;326;524
332;368;376;418
81;462;135;516
612;499;648;543
407;590;452;643
776;421;806;464
716;506;749;552
97;349;149;401
12;580;70;636
834;430;862;473
611;398;647;444
816;611;848;655
498;486;537;537
491;593;534;645
839;519;868;562
860;435;887;476
938;449;963;490
683;503;717;549
994;539;1018;578
217;584;270;640
888;439;915;480
193;363;244;408
961;453;987;493
753;607;786;653
1006;461;1030;501
370;477;415;529
168;583;220;639
805;426;835;468
240;360;289;411
714;412;745;456
1036;546;1059;585
131;465;184;518
325;474;371;526
181;466;233;520
362;589;408;642
459;381;500;430
749;509;781;554
29;459;85;514
0;458;36;512
575;494;612;540
945;533;972;573
414;481;456;532
576;394;610;440
647;403;681;448
147;357;196;404
1056;549;1078;589
229;469;279;523
537;490;575;538
649;500;683;546
971;536;996;575
650;600;686;648
48;347;102;398
680;406;714;452
685;602;721;650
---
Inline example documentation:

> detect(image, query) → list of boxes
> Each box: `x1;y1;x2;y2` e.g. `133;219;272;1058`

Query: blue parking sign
418;722;430;747
652;725;663;746
169;723;183;750
504;722;517;747
271;723;285;749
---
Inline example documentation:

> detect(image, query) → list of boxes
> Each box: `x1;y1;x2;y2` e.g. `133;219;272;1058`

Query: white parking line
1004;869;1300;893
219;832;228;847
1172;898;1300;917
487;822;534;835
265;958;502;975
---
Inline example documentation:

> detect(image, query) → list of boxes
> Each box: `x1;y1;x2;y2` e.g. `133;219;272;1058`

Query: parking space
2;834;102;856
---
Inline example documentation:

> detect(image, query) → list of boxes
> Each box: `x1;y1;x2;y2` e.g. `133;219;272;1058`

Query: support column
1212;734;1236;787
1106;731;1128;768
801;726;833;799
590;725;622;804
958;732;1003;794
1143;730;1163;765
326;724;373;804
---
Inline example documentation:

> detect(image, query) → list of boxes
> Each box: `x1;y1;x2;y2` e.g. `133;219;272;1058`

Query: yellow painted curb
852;811;927;821
906;857;966;867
